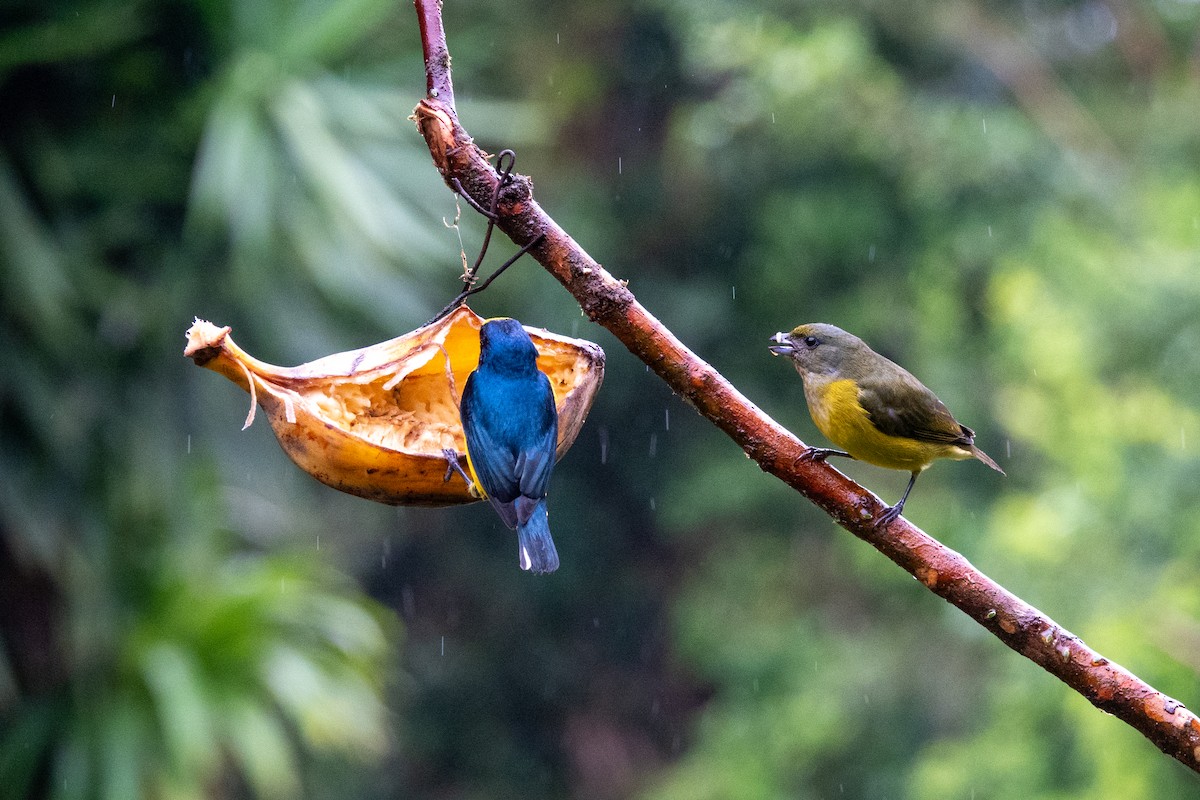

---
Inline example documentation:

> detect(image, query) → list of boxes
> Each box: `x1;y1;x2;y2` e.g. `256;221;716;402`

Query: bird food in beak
768;332;795;356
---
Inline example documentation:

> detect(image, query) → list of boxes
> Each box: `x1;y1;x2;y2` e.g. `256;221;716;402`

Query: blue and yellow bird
459;318;560;573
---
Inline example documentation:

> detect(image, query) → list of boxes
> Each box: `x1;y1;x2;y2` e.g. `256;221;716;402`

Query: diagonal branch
409;0;1200;774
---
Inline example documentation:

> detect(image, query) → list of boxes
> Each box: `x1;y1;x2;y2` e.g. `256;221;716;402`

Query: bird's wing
857;370;974;446
461;375;520;529
514;375;558;511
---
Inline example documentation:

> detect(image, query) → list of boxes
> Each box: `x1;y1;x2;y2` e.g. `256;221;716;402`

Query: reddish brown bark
416;0;454;112
410;0;1200;774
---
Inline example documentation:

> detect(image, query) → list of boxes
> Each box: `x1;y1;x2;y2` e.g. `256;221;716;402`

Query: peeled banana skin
184;305;604;507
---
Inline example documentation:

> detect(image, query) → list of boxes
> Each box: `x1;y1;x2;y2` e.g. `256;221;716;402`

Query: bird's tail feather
517;502;559;574
970;445;1005;475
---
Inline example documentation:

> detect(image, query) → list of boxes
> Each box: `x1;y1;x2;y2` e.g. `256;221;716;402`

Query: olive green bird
769;323;1003;527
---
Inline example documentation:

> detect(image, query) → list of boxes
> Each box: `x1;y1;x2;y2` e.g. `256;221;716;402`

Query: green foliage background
2;0;1199;797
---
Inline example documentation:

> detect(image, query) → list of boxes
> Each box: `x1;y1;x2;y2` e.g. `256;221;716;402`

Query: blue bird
460;318;560;573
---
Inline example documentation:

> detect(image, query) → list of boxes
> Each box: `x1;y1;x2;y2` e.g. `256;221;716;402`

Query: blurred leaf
0;3;146;75
4;0;1200;797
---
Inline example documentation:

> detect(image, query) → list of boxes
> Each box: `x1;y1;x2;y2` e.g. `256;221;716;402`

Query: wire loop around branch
427;150;533;326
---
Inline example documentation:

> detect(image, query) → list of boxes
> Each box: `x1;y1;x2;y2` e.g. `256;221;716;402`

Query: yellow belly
462;448;487;498
806;378;969;473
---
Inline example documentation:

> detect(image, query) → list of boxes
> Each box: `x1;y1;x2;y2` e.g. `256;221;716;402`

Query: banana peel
184;305;604;506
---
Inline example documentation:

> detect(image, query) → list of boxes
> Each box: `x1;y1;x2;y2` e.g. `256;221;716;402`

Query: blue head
478;318;539;374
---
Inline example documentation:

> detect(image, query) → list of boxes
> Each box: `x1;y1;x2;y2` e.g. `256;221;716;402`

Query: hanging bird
460;318;560;573
769;323;1003;527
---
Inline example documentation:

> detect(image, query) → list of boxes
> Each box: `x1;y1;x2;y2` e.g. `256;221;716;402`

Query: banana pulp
184;305;605;506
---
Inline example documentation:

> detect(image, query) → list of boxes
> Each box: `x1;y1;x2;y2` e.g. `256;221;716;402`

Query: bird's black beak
768;332;795;356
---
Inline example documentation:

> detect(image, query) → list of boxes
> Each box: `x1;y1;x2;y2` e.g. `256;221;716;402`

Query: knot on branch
412;98;460;178
496;171;533;216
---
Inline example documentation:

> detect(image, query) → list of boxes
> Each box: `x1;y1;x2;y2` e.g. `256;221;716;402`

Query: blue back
461;319;558;524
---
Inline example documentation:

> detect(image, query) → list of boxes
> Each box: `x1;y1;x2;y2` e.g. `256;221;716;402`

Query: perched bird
769;323;1003;526
460;318;560;573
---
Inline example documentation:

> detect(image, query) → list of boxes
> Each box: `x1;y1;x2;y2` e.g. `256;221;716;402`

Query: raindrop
771;112;776;124
649;497;656;511
649;433;658;458
599;426;609;464
316;534;320;551
618;156;623;175
982;116;987;134
186;434;191;454
556;32;560;45
664;407;670;431
111;94;115;108
988;225;993;238
1006;439;1011;459
868;245;876;262
731;285;736;299
593;617;600;628
441;636;445;656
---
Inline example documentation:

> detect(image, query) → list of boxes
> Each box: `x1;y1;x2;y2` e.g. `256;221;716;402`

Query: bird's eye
803;336;820;348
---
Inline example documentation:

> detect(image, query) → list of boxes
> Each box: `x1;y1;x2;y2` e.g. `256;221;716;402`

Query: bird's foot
794;447;852;466
874;503;905;529
442;448;470;485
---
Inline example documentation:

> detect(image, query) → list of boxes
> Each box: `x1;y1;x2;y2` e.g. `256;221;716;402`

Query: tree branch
409;0;1200;774
416;0;454;110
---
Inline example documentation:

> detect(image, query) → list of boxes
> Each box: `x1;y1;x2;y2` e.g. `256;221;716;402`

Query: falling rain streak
649;433;657;458
599;426;609;465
